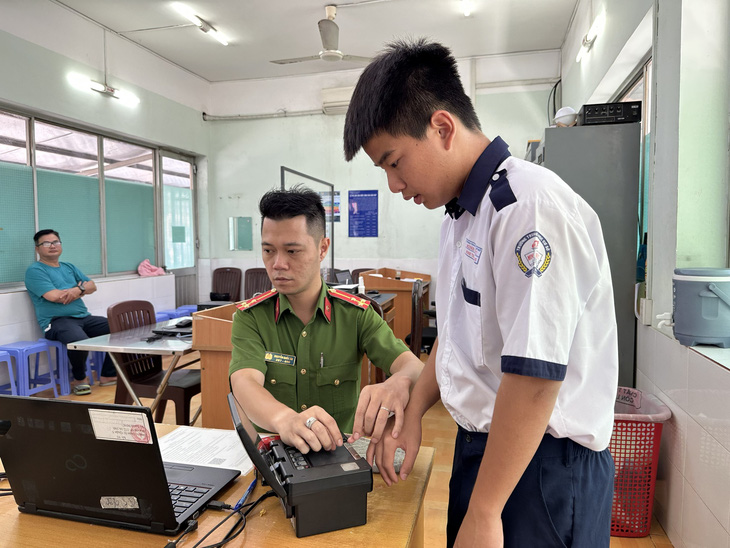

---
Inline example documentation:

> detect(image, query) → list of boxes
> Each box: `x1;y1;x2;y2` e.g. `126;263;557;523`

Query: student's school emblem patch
515;231;551;278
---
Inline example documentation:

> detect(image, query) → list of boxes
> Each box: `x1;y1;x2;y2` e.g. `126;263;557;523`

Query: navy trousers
447;426;614;548
46;316;117;381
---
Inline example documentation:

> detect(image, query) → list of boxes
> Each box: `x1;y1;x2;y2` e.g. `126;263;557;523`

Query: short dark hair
344;38;481;161
33;229;59;245
259;185;326;239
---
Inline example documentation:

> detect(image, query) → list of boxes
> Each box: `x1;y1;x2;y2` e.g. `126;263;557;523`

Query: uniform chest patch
515;231;552;278
464;238;483;265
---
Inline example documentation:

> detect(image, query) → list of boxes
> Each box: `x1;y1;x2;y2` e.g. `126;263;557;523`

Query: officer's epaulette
327;288;370;310
236;288;278;311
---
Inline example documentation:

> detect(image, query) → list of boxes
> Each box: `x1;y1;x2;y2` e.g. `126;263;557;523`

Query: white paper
88;409;153;444
158;426;253;476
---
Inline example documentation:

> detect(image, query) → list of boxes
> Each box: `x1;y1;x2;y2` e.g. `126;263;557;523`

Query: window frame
0;103;196;290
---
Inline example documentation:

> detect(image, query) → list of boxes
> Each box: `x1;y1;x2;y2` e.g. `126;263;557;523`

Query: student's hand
273;405;343;454
367;412;421;486
454;510;503;548
351;374;411;443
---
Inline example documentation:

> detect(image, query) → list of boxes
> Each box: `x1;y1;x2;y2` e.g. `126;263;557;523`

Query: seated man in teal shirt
25;229;117;395
229;186;423;454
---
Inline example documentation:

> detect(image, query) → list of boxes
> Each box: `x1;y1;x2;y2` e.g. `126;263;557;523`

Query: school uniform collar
445;136;511;219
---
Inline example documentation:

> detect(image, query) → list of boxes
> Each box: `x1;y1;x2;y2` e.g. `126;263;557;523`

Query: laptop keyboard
168;483;211;517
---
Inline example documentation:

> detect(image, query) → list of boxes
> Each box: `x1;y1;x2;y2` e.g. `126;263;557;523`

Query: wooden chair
211;267;242;302
107;300;201;425
244;268;272;300
357;293;387;387
406;280;437;356
352;268;375;282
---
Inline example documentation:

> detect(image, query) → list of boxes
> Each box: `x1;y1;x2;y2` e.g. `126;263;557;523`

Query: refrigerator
541;123;641;387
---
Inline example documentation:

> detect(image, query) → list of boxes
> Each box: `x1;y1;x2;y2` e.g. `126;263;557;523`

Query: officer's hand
368;413;421;486
351;375;411;443
275;406;343;454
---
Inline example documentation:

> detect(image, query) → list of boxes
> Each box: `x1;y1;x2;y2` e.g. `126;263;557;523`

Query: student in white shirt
344;39;618;548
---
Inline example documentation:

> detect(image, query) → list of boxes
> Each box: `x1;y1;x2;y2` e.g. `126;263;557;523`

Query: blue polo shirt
25;261;91;330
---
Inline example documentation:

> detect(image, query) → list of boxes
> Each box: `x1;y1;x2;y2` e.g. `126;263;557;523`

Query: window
103;138;155;273
35;121;102;275
617;58;652;273
0;112;33;283
0;108;195;286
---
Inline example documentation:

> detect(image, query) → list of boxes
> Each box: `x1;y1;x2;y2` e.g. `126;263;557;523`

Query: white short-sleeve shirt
435;137;618;451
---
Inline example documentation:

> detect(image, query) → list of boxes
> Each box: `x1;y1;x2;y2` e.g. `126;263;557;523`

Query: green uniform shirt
229;280;409;432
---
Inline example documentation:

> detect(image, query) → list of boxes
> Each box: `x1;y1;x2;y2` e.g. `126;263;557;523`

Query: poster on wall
318;191;340;222
348;190;378;238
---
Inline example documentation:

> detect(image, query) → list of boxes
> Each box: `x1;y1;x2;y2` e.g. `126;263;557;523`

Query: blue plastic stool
158;309;187;319
0;341;58;398
85;351;107;385
155;312;171;322
176;305;198;315
0;350;17;395
41;339;70;396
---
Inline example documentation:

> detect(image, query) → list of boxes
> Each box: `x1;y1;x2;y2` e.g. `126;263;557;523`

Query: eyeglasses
36;240;62;248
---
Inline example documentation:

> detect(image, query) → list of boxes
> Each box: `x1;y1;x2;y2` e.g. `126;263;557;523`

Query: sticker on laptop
88;409;153;444
100;496;140;510
264;352;296;366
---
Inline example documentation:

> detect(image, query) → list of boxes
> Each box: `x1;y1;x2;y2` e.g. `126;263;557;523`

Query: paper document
159;426;253;476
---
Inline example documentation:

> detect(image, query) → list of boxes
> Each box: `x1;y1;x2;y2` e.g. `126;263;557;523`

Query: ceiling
53;0;578;83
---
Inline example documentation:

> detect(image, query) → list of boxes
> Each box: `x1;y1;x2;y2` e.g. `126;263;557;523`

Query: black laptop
227;393;372;537
0;395;240;535
152;317;193;337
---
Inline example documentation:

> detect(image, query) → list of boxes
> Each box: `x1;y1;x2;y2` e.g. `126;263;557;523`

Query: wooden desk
362;292;396;387
361;269;431;343
0;423;434;548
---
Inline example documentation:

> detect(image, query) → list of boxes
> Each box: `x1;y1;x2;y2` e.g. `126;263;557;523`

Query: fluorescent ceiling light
461;0;473;17
172;2;229;45
67;73;140;107
575;9;606;63
172;2;202;26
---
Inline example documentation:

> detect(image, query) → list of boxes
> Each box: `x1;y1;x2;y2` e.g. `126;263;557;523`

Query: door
158;151;198;306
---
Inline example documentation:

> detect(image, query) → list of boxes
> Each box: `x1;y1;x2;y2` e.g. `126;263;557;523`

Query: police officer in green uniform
229;186;423;455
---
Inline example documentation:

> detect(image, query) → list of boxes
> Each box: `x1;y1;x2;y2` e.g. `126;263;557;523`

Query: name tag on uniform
264;351;296;366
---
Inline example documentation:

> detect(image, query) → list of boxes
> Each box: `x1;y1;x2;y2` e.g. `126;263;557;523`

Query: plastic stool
0;350;17;395
0;341;58;398
85;351;107;385
158;309;187;319
176;305;198;315
41;339;70;396
155;312;171;323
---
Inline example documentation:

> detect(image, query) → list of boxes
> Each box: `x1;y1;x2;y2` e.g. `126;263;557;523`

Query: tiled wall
0;274;176;386
637;324;730;548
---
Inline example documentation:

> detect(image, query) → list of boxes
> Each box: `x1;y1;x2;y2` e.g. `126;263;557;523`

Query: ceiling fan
270;5;371;65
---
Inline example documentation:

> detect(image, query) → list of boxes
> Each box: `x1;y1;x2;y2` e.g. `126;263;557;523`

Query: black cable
164;519;198;548
191;490;277;548
546;79;562;125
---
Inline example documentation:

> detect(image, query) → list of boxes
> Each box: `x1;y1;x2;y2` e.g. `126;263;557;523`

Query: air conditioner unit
321;86;354;115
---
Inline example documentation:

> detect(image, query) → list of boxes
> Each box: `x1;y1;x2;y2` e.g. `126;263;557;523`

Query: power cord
164;519;198;548
191;489;277;548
